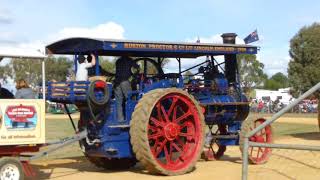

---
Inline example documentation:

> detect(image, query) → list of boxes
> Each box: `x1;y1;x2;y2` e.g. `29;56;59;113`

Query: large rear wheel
130;88;205;175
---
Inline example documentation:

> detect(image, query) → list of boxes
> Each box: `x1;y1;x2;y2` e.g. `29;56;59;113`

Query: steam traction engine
46;33;272;176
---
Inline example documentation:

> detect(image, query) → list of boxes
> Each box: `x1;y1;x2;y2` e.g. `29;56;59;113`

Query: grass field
29;113;319;180
41;113;319;160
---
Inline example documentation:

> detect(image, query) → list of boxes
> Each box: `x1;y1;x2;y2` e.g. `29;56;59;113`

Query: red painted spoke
250;147;254;156
265;128;271;135
164;144;171;163
255;134;261;139
151;138;160;154
147;92;204;171
180;121;195;141
154;139;167;158
171;141;182;153
176;137;185;149
174;110;192;123
262;134;266;142
150;117;165;127
259;147;264;155
148;131;164;139
256;147;262;158
260;129;266;136
161;105;170;122
148;125;158;132
167;97;178;117
169;142;176;163
176;138;187;162
179;132;195;138
156;103;163;121
172;106;177;122
181;121;196;129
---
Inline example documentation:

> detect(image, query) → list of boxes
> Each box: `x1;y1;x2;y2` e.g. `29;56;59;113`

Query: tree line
237;54;289;92
237;22;319;100
0;23;318;99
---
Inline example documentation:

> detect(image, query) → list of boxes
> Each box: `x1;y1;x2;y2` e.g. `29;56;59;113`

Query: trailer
0;33;273;179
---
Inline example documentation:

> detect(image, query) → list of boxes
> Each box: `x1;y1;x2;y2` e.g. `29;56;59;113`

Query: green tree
2;56;72;88
288;23;320;130
264;79;281;90
100;57;116;74
270;72;289;87
237;54;268;93
3;58;42;88
183;70;194;83
264;72;289;90
45;56;72;82
0;65;7;82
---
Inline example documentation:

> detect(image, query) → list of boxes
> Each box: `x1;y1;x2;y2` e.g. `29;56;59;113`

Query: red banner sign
6;105;36;123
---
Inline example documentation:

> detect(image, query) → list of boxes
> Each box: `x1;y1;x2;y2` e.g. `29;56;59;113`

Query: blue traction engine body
45;33;256;174
47;65;249;160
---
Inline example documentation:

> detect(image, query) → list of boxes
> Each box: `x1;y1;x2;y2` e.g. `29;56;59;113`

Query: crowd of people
250;98;318;113
0;79;35;99
0;54;138;123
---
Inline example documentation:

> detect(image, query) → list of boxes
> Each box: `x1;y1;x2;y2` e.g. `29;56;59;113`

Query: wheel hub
250;135;264;143
255;135;265;143
0;164;19;180
164;123;180;141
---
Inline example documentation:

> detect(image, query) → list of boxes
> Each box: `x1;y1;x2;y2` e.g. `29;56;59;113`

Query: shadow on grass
272;153;320;170
30;156;177;179
290;132;320;140
219;155;242;164
198;154;242;164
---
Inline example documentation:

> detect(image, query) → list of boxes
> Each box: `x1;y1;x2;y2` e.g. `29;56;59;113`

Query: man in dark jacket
114;56;139;123
0;83;14;99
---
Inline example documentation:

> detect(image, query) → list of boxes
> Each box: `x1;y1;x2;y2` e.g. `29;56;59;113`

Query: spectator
250;99;258;112
268;100;273;113
258;100;264;113
0;82;14;99
312;101;318;113
76;54;96;81
15;79;35;99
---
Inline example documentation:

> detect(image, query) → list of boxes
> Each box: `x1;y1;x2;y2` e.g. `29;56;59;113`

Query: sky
0;0;320;77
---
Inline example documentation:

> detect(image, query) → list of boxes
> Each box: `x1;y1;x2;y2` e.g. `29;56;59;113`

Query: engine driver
114;56;139;123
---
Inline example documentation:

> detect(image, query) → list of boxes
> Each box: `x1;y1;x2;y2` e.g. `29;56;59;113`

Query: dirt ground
30;114;320;180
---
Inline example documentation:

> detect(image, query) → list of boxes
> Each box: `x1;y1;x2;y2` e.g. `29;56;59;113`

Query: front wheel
0;157;24;180
239;117;273;164
130;88;205;175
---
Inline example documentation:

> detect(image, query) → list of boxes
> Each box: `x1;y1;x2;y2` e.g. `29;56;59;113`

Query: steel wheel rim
148;93;203;171
0;163;20;180
248;118;272;163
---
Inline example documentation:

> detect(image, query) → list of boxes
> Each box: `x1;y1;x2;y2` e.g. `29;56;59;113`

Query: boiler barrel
201;94;249;125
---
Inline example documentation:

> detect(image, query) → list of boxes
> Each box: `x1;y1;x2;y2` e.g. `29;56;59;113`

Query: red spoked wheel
130;88;205;175
201;125;227;161
240;117;273;164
